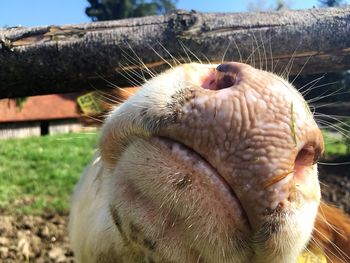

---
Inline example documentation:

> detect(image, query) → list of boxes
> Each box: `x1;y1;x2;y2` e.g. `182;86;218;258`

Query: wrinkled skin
69;62;324;263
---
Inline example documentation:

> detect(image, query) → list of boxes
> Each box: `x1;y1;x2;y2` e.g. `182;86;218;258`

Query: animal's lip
152;135;253;232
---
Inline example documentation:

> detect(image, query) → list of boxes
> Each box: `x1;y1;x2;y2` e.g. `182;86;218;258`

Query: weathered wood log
0;7;350;98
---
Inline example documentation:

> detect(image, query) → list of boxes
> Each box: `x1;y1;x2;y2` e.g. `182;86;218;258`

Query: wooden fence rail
0;7;350;98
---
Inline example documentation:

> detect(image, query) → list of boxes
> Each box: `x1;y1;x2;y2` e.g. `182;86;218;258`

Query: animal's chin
113;135;317;261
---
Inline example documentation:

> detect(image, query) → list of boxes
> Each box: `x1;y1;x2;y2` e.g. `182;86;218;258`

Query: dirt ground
319;165;350;214
0;213;73;263
0;166;349;263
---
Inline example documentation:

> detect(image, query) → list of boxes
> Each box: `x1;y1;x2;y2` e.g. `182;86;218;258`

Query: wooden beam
0;7;350;98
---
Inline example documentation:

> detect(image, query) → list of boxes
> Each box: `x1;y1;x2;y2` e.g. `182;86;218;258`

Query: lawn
0;132;98;215
0;130;348;215
322;130;349;158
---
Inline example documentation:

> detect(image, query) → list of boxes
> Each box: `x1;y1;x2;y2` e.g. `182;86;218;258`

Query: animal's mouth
152;136;253;232
149;126;324;235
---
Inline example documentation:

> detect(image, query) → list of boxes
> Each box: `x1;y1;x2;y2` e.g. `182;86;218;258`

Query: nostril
295;144;322;167
216;63;240;74
216;75;236;90
294;144;322;183
214;63;240;90
294;131;324;182
216;64;230;73
202;62;243;90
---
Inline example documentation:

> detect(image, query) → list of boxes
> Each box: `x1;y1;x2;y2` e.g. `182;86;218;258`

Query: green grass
322;130;349;158
0;130;348;215
0;132;98;215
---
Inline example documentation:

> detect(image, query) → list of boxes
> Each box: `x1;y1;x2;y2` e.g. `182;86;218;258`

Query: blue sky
1;0;348;27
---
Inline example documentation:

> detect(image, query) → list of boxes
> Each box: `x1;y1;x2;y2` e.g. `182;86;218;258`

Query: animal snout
159;61;325;230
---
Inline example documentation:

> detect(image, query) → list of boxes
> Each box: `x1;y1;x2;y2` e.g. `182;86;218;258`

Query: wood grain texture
0;7;350;98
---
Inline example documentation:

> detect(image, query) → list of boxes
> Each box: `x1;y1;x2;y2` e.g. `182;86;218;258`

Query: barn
0;93;86;139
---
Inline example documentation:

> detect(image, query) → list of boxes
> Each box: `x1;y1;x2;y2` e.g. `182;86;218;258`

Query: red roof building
0;93;87;139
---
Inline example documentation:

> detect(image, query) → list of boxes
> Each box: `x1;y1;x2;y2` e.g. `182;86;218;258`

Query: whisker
318;202;346;238
309;237;336;263
221;40;232;63
81;114;104;123
318;161;350;166
285;52;297;79
120;48;147;79
94;91;124;105
290;55;312;85
279;53;293;79
316;113;350;130
94;73;137;97
313;227;349;261
125;42;157;78
272;57;280;74
119;56;150;81
312;101;340;110
179;41;192;63
148;45;174;69
297;75;325;93
321;135;348;148
232;37;243;63
197;51;212;64
86;82;121;105
280;41;303;79
268;30;274;73
315;113;350;119
120;56;148;82
245;30;274;68
316;120;350;140
119;66;144;87
251;32;262;70
302;81;338;97
156;41;181;66
319;181;329;188
179;41;203;64
259;31;268;72
120;53;149;81
308;244;333;263
251;44;256;68
307;87;345;104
